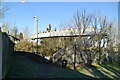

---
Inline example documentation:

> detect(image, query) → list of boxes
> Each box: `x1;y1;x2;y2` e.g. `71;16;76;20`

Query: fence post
0;27;2;80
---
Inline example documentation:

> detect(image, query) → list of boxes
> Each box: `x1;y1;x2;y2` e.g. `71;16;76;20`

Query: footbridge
31;27;95;39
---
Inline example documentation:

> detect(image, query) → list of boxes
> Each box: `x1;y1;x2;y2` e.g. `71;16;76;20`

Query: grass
76;62;120;78
5;52;120;78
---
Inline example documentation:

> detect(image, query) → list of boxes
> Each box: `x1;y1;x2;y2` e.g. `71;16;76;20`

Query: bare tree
0;0;9;19
0;1;11;34
73;11;81;33
1;22;18;37
90;15;118;64
56;9;118;66
22;26;31;39
107;20;118;52
73;9;92;34
10;24;18;37
1;22;10;33
91;10;101;34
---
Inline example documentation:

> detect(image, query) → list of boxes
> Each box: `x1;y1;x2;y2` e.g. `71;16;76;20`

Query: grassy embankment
6;52;120;78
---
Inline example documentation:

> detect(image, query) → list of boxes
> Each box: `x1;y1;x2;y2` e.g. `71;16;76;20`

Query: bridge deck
32;34;91;39
30;27;95;39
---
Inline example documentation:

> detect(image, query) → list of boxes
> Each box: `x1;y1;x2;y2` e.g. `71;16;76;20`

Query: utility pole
34;16;38;55
74;38;76;70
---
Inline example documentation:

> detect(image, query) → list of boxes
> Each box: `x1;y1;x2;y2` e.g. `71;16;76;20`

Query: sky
2;2;118;35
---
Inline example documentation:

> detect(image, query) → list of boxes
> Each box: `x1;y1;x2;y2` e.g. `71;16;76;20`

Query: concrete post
0;27;2;80
34;16;39;54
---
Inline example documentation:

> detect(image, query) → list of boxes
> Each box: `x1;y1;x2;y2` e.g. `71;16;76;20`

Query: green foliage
76;62;120;78
15;39;34;51
82;48;90;52
46;24;52;32
40;37;73;56
116;43;120;53
54;28;57;31
18;32;24;40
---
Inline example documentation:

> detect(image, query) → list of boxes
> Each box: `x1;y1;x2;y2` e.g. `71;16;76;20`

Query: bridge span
31;27;95;39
